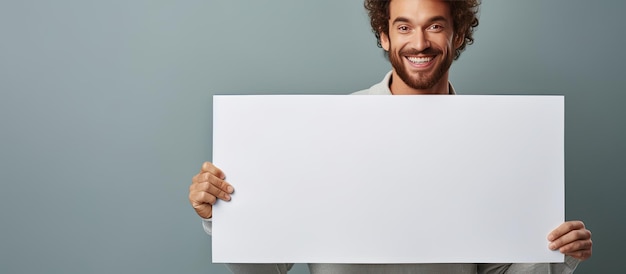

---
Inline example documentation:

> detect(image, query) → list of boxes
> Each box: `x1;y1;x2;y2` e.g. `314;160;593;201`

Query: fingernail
227;186;234;193
547;234;554;241
549;243;556;250
225;194;231;201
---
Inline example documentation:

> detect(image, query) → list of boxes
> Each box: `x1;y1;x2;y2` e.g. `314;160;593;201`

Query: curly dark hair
364;0;480;60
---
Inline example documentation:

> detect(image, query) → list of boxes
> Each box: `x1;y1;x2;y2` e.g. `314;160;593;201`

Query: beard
388;46;454;91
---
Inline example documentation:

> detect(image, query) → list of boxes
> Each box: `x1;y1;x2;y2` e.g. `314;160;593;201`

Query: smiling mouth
406;56;434;65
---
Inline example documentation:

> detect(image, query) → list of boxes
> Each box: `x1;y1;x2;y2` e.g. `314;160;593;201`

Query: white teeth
407;56;433;64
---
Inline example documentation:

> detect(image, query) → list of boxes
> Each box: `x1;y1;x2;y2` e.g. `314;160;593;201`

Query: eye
427;24;444;32
398;25;411;33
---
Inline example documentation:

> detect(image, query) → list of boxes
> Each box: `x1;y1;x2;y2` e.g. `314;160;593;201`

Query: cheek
388;35;408;52
438;38;455;53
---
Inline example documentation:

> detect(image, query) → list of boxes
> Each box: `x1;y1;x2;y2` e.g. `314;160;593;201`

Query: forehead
388;0;452;23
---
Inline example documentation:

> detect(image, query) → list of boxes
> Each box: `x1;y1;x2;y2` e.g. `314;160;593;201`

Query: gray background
0;0;623;273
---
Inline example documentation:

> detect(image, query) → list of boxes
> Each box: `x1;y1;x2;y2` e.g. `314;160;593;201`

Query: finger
200;162;226;180
547;220;585;242
192;172;235;195
565;249;592;261
204;182;232;201
191;171;210;185
190;179;232;201
190;189;218;205
212;174;234;194
556;238;593;253
191;170;214;185
549;228;592;251
189;191;216;219
194;172;234;193
191;172;206;185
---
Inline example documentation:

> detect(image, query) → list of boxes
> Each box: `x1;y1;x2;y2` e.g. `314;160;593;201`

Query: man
189;0;593;273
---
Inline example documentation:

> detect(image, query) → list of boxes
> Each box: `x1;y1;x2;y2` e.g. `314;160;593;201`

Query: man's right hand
189;162;234;219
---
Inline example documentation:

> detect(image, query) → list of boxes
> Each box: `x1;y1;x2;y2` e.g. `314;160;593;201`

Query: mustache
399;48;441;56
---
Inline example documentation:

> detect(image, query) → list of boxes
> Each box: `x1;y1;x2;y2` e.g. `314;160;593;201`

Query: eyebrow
391;15;449;26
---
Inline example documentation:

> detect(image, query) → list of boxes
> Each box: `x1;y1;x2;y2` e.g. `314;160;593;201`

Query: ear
380;31;390;51
453;33;464;50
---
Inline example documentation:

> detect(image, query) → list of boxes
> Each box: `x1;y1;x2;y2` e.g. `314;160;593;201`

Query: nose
412;30;431;52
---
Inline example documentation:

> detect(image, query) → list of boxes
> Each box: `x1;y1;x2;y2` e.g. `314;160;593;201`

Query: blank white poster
212;95;564;264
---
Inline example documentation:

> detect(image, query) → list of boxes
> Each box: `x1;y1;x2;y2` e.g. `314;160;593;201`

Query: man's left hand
548;220;592;261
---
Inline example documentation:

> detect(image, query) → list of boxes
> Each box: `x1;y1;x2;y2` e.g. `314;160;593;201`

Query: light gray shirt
203;71;580;273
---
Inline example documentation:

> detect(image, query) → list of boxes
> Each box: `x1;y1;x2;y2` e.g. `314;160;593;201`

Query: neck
389;71;450;95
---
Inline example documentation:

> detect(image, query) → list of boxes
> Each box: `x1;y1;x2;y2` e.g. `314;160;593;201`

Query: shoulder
351;71;393;95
